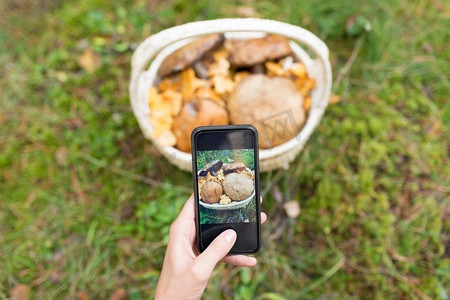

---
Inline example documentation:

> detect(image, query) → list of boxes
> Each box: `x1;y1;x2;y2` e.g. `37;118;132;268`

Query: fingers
221;212;265;266
222;212;265;266
260;196;266;224
222;255;257;267
261;212;267;224
194;230;237;277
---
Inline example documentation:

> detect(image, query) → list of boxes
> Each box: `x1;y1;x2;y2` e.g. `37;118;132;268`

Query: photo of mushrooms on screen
197;149;257;224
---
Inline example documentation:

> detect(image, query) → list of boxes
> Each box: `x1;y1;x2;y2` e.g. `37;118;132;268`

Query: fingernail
224;230;236;244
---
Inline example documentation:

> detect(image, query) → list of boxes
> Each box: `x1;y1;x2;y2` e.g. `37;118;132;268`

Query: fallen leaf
329;94;341;104
72;168;90;204
54;70;68;82
0;112;8;125
50;271;64;284
10;284;30;300
283;200;301;218
119;204;135;220
77;47;102;73
118;238;133;256
110;289;128;300
425;118;441;137
52;249;65;263
77;291;89;300
24;190;38;208
55;147;69;167
66;117;84;129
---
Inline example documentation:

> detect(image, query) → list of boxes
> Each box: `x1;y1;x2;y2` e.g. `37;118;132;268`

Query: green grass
200;198;257;224
197;149;255;171
0;0;449;299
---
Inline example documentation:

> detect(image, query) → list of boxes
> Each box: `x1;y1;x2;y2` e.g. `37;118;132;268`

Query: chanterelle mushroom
227;74;305;149
172;98;229;152
199;160;223;176
228;35;293;67
158;34;225;78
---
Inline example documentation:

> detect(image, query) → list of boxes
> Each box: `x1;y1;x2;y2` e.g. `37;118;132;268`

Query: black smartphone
191;125;261;254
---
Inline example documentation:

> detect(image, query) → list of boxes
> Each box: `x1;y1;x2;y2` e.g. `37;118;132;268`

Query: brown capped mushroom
158;34;225;78
200;181;223;204
199;160;223;176
172;98;229;152
227;74;305;149
223;173;254;201
228;35;293;67
222;162;247;174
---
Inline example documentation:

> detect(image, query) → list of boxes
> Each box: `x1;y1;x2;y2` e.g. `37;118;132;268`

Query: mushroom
223;173;254;201
227;74;305;149
172;98;229;152
219;194;232;205
228;35;293;67
222;162;247;174
158;34;225;78
200;181;223;204
199;160;223;176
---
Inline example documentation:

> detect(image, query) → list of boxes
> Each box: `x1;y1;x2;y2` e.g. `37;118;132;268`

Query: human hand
155;194;267;300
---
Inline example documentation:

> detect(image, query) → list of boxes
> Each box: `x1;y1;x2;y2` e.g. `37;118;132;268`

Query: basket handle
130;18;331;109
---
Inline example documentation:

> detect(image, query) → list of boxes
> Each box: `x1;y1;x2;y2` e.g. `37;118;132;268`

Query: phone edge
191;124;261;254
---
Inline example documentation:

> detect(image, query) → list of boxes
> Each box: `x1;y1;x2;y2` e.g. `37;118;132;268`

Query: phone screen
192;125;260;254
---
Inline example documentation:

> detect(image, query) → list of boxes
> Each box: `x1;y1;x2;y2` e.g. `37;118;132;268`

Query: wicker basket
129;18;332;172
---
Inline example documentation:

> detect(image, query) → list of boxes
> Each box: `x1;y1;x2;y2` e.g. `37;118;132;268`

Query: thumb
194;230;237;276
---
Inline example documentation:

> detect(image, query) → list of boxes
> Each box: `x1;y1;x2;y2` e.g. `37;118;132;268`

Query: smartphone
191;125;261;254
